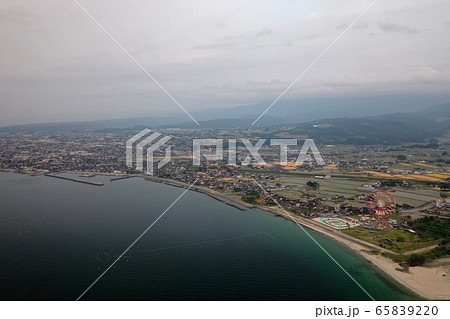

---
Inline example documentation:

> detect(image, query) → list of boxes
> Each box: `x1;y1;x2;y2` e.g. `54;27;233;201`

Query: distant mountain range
2;95;448;131
1;102;449;145
283;103;450;145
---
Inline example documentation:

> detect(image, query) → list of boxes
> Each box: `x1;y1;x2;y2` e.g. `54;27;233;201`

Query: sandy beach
363;254;450;300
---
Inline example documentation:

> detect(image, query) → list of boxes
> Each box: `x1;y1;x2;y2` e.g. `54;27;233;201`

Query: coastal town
1;129;449;248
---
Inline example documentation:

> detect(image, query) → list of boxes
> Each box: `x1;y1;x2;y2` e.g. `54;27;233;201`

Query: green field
343;228;441;252
264;173;438;208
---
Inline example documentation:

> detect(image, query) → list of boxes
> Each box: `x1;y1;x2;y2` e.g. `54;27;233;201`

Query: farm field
262;171;442;208
342;228;441;253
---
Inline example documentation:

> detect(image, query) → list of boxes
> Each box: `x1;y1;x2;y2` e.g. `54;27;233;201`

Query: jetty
110;175;135;182
207;194;225;202
45;173;104;186
225;202;246;211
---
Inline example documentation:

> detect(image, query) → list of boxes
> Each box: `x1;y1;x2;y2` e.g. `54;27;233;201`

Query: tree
397;155;407;161
407;254;426;266
396;236;405;242
307;181;320;190
241;190;259;204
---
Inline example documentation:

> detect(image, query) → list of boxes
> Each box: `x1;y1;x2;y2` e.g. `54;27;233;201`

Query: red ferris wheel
366;190;396;219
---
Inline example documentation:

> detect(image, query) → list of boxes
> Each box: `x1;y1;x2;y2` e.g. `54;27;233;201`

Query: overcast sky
1;0;449;125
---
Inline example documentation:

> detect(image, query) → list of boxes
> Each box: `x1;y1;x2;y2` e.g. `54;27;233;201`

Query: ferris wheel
366;190;396;219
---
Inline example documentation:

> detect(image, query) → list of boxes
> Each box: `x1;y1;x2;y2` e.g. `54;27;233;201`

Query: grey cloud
0;2;41;22
1;0;449;125
355;22;369;29
191;41;243;50
335;23;348;30
213;21;227;28
336;22;368;31
256;28;272;37
192;33;248;50
300;34;319;40
223;34;246;41
384;7;414;15
378;21;420;34
245;79;290;86
131;43;157;55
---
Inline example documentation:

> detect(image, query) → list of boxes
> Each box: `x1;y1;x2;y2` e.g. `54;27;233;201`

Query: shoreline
141;174;450;300
2;170;449;300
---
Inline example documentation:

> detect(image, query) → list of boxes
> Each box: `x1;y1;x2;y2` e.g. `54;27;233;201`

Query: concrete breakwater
207;194;225;202
225;202;247;211
110;175;135;182
45;173;104;186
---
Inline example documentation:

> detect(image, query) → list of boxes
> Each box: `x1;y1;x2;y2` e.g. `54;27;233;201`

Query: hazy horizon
1;0;450;126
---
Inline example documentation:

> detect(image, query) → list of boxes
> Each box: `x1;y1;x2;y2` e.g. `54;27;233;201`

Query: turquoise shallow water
0;172;417;300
